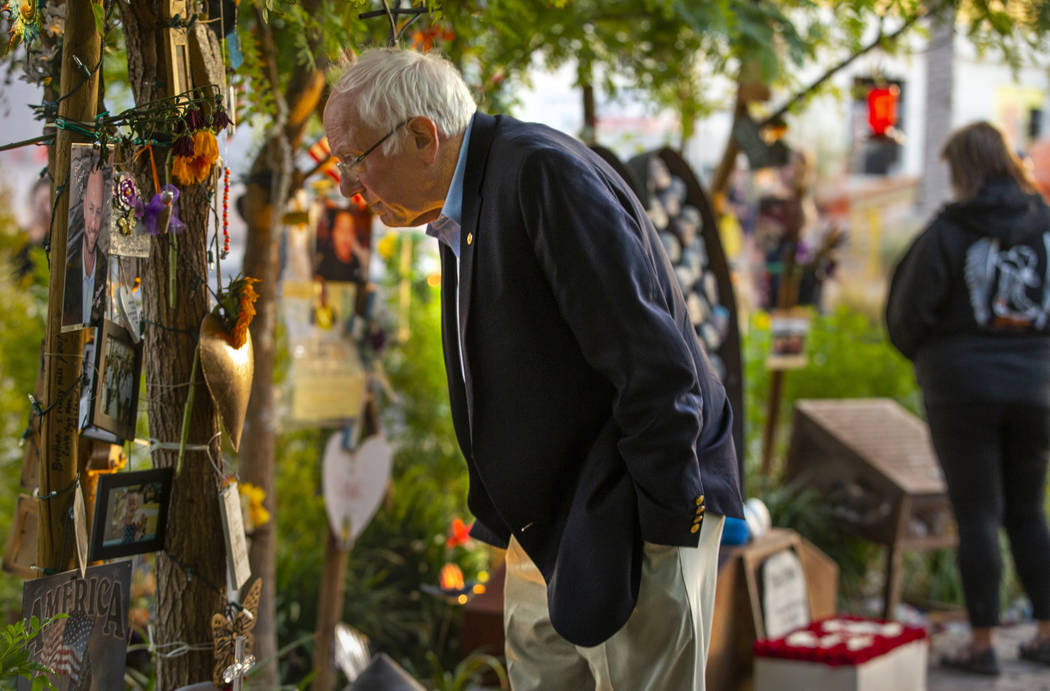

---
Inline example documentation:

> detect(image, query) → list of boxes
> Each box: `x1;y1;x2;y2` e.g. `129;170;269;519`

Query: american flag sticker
40;611;94;686
20;561;132;691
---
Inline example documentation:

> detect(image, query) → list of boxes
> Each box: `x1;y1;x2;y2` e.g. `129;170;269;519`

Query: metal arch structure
595;145;745;495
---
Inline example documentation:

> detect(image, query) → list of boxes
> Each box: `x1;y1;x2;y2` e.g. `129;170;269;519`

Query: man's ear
408;117;440;163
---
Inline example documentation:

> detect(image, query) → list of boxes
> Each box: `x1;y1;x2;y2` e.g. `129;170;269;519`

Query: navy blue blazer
441;113;743;647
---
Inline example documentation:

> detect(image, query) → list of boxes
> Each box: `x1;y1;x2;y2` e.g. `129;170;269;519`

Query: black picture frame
90;319;142;442
88;468;173;561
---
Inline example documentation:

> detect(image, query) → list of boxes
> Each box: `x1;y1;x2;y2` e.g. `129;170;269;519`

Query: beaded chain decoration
221;166;231;259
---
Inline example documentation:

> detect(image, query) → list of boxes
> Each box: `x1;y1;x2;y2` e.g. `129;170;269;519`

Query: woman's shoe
941;646;1000;676
1019;638;1050;666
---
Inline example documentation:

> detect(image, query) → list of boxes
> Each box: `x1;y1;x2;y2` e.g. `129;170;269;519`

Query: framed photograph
766;308;811;370
314;204;372;284
88;468;173;561
163;0;193;97
106;256;145;342
90;319;142;442
61;144;113;332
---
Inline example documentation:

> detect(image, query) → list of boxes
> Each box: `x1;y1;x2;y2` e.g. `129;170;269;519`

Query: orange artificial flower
171;155;196;186
172;130;220;186
446;517;471;548
228;277;260;348
213;275;261;348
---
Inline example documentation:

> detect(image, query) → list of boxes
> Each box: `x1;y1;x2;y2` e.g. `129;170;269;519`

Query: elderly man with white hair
323;48;743;690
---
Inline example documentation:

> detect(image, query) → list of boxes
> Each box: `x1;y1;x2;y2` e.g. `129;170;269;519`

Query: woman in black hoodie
887;121;1050;675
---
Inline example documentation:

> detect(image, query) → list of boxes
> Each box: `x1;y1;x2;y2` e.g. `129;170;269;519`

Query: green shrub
1;614;65;690
743;304;920;481
0;189;47;618
743;305;920;609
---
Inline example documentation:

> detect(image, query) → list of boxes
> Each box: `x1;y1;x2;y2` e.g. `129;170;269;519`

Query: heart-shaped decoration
323;432;392;549
199;313;254;451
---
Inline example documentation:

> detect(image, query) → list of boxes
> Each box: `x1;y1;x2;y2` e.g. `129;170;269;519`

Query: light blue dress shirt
426;114;475;381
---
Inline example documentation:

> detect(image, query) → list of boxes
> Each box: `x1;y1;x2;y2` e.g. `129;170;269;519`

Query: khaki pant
504;514;725;690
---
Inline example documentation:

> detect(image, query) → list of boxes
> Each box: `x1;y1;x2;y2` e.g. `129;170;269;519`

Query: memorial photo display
88;468;173;561
87;320;142;442
61;144;113;332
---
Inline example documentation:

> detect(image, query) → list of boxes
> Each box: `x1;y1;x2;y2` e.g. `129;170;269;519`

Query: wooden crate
784;398;956;618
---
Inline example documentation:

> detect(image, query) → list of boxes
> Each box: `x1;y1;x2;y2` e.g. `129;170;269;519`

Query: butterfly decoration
211;577;262;686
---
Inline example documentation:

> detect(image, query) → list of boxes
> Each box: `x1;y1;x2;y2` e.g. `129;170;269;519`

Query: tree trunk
237;6;328;679
918;10;956;216
581;82;597;145
119;4;226;687
144;178;227;690
710;91;746;199
237;148;282;687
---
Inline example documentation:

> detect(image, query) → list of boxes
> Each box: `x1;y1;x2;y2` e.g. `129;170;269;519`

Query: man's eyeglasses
335;119;411;180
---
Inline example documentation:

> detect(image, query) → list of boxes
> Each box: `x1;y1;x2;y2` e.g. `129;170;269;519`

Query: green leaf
91;1;105;36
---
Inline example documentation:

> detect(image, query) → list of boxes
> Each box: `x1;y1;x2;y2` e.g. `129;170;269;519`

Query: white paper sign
322;433;392;550
219;483;251;589
762;548;810;639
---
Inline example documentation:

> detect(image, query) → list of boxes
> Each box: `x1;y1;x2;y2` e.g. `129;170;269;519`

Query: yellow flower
171;130;220;186
192;130;219;166
172;155;197;186
239;482;270;530
376;232;397;260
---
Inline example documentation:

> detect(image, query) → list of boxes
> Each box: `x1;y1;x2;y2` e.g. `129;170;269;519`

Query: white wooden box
754;617;928;691
755;639;927;691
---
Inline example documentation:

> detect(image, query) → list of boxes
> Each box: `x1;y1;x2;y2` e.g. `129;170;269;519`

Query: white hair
331;48;476;155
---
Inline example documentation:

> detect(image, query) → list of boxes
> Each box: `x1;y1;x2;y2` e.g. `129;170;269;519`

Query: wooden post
311;527;349;691
882;495;912;620
37;0;103;574
759;198;803;478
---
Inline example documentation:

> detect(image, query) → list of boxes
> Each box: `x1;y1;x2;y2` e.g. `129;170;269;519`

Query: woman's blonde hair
941;121;1035;201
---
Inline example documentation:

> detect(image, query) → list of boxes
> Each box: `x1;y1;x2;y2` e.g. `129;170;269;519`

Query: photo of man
62;145;111;330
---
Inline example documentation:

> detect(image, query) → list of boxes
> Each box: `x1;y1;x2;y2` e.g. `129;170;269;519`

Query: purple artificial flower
143;184;186;235
117;175;145;218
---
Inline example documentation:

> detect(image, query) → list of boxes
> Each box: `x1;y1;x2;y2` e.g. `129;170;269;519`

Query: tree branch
711;4;941;195
758;6;935;128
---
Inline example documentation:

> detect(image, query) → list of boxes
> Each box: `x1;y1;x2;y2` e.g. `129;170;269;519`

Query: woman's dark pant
924;400;1050;628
